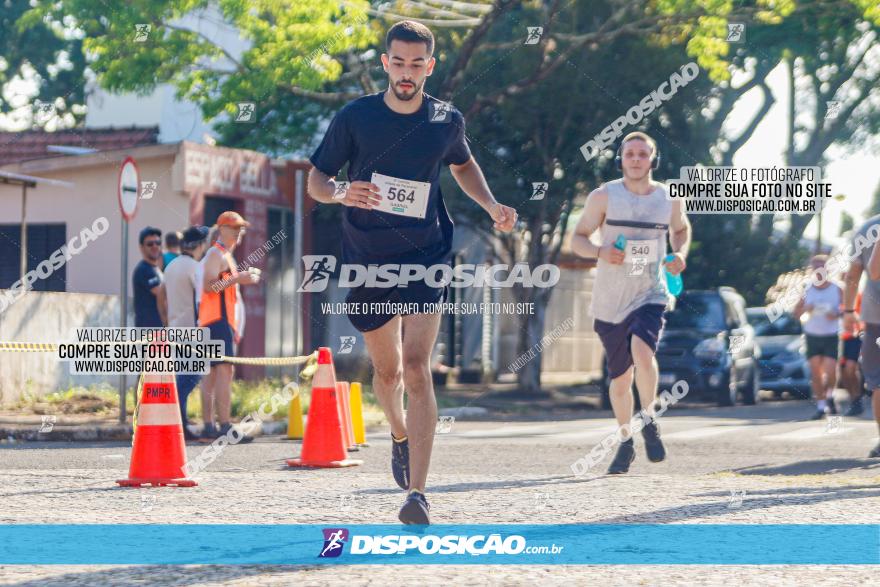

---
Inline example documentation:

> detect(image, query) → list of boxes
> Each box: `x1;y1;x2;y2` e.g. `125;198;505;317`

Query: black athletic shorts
345;279;447;333
805;334;838;359
839;334;862;363
206;319;235;365
594;303;666;379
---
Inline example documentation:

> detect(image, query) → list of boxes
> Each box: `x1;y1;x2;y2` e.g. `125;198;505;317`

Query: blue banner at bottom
0;525;877;565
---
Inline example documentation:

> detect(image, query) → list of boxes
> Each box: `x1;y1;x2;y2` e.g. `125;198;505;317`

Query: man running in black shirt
308;20;517;524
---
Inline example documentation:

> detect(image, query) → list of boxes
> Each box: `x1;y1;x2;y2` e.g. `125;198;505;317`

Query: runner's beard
390;78;424;101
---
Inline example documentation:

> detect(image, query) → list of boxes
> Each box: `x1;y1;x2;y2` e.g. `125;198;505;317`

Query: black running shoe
398;490;430;525
808;410;826;421
641;421;667;463
391;434;410;490
607;440;636;474
844;399;864;417
869;443;880;458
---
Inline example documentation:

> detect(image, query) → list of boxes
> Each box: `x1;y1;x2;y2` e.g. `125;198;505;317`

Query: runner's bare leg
609;366;635;434
631;335;660;418
363;316;406;438
401;312;442;491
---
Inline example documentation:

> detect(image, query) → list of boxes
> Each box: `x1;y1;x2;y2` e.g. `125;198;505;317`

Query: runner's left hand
489;203;517;233
664;253;686;275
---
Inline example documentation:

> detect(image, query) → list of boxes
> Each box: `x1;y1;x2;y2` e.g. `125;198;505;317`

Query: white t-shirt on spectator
164;255;200;328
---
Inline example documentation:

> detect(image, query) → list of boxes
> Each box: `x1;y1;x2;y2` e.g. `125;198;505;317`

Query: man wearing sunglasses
133;226;168;328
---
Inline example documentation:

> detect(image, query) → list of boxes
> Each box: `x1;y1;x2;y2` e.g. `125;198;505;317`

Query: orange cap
216;211;250;228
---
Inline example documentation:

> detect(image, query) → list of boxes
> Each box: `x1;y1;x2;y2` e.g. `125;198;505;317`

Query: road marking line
663;425;754;440
762;426;853;441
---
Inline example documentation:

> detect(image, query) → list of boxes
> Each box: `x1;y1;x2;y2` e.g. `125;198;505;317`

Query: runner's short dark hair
165;231;182;248
139;226;161;245
386;20;434;55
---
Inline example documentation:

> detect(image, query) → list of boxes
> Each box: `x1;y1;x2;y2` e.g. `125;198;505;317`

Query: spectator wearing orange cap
198;211;260;440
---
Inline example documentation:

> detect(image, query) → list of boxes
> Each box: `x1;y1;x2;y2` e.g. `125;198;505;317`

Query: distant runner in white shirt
794;255;843;420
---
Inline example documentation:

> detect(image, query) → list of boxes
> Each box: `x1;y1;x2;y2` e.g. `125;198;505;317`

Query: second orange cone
287;348;362;468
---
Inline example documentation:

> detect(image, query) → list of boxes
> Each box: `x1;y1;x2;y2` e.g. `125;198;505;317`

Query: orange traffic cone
287;348;362;468
117;372;197;487
337;381;357;452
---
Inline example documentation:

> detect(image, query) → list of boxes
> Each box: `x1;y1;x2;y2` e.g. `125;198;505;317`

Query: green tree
840;211;854;235
1;1;88;128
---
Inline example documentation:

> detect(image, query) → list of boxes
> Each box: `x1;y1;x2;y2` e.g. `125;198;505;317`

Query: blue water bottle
664;253;683;296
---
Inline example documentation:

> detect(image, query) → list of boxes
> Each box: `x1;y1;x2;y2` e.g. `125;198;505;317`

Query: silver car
746;308;810;399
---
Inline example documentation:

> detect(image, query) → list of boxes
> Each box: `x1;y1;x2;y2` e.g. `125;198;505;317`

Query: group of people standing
130;211;260;441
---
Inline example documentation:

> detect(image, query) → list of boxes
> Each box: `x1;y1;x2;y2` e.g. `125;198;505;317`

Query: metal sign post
118;157;140;423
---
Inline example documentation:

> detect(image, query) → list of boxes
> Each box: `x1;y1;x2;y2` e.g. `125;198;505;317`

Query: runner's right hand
338;181;381;210
599;245;625;265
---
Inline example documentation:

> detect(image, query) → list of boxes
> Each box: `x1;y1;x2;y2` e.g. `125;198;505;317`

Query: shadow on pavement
2;565;318;587
591;483;880;525
353;474;600;496
730;458;880;476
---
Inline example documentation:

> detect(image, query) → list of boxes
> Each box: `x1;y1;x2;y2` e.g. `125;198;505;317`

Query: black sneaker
827;397;838;415
218;422;254;444
183;424;199;442
199;422;220;442
607;440;636;474
845;399;864;417
808;410;826;421
641;421;667;463
869;443;880;458
391;434;410;490
398;490;430;525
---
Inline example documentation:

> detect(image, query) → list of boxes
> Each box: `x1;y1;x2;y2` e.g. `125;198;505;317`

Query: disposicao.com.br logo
318;528;563;558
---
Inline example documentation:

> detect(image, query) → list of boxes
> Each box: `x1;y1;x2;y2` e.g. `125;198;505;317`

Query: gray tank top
590;179;673;324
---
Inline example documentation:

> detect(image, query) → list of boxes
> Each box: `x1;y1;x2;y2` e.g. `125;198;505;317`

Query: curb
0;425;133;442
0;420;291;443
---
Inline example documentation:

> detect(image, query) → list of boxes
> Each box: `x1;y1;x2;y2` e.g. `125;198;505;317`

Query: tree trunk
515;289;547;394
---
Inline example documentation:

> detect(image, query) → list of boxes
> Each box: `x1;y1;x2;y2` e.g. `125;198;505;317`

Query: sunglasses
144;240;161;247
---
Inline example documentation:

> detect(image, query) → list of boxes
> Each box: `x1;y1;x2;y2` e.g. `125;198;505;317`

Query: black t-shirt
309;92;471;265
133;260;163;327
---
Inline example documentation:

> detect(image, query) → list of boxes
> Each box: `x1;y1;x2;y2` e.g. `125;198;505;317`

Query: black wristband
843;309;855;313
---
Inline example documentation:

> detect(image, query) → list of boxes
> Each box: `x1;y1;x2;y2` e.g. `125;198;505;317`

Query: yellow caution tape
0;342;59;352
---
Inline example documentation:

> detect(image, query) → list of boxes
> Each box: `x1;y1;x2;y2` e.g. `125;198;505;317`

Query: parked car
746;307;811;399
599;287;761;408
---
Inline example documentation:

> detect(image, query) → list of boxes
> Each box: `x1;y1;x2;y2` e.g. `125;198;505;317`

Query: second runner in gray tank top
590;178;673;324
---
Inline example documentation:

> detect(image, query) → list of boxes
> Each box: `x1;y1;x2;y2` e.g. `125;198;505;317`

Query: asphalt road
1;396;879;586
